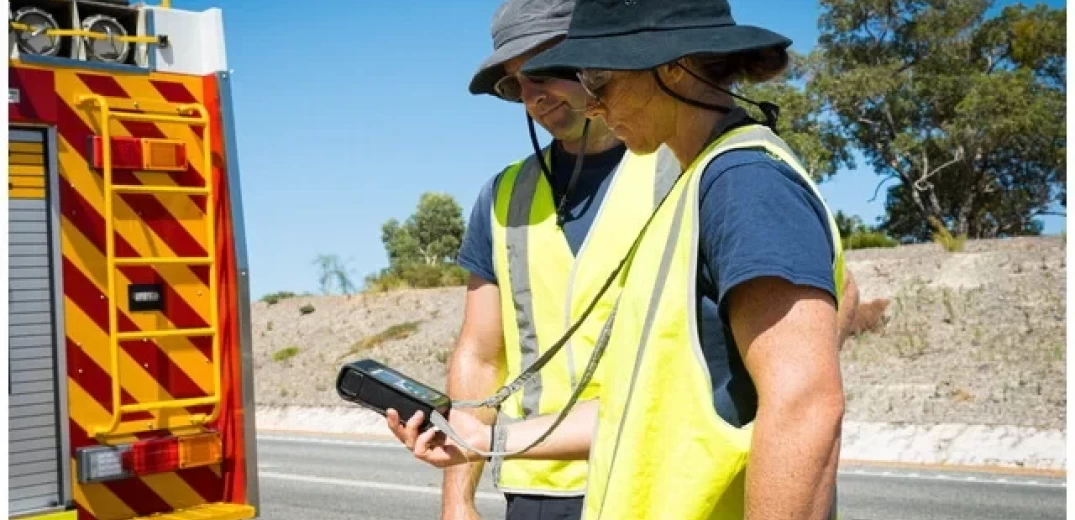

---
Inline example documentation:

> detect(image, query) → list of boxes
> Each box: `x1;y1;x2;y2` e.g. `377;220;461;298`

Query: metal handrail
78;94;222;438
9;23;165;45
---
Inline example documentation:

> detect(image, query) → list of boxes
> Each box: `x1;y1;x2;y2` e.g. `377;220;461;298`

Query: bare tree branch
869;174;900;202
858;117;882;128
914;146;966;191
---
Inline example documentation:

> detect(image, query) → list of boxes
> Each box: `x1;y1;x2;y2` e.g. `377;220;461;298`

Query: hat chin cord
652;66;781;131
527;113;592;228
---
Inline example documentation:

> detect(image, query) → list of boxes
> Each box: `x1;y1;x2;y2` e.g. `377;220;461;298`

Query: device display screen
368;367;444;403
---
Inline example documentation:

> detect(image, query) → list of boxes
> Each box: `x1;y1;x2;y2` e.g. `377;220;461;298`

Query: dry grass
336;321;422;362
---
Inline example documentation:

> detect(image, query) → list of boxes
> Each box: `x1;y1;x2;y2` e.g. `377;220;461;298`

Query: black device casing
336;359;451;432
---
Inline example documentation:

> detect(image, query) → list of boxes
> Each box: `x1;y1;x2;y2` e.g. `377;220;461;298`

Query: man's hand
386;408;490;469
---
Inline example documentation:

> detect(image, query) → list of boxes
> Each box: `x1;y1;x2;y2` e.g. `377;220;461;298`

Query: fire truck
8;0;259;519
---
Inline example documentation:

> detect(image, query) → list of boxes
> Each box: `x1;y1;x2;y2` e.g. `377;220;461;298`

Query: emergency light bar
91;136;188;172
77;431;222;483
81;13;130;63
11;7;62;57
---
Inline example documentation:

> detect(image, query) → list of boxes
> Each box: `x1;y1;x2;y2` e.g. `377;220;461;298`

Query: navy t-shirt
458;139;629;281
457;111;836;428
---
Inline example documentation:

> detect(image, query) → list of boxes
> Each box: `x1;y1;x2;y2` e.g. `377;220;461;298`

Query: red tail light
126;436;180;475
90;136;188;172
78;431;222;483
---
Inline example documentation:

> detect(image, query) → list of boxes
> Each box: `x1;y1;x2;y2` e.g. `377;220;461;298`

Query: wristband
485;422;496;462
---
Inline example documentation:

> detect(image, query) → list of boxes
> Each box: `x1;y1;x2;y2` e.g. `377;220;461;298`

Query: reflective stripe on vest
490;145;680;496
583;124;843;520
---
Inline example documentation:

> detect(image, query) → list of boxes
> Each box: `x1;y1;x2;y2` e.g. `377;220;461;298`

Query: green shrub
337;321;422;361
272;346;300;362
843;231;899;250
261;291;297;305
299;304;316;315
363;264;468;292
929;217;967;252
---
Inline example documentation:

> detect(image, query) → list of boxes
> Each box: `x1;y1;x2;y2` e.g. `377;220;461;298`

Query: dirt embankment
252;236;1066;430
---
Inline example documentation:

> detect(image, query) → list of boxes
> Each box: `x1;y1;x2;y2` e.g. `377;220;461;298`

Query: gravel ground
252;236;1066;430
840;236;1065;429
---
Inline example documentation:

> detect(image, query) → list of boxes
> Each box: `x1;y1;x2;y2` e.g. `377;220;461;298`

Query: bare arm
726;277;844;520
387;397;598;465
499;399;597;460
442;274;506;519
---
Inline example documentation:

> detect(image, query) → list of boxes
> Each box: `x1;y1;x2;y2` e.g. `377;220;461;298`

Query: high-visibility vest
582;124;844;519
489;144;680;495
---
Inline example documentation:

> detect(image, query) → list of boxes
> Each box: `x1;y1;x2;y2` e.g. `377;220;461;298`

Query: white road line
259;470;505;501
258;435;400;450
258;435;1067;490
842;469;1066;488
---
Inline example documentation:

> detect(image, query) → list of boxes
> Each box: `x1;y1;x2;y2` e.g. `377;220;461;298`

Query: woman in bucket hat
388;1;857;519
439;0;684;519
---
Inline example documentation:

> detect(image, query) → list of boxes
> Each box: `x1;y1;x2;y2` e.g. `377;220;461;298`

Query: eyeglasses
493;68;584;102
577;69;613;101
493;73;557;102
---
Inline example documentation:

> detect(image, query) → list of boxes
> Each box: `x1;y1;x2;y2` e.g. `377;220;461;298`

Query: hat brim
469;32;565;97
520;24;792;75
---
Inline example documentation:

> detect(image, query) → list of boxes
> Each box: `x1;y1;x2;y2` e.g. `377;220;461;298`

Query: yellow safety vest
582;124;844;519
489;144;680;495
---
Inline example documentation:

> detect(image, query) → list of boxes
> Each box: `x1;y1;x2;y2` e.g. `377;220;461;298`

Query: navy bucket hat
468;0;576;97
521;0;793;74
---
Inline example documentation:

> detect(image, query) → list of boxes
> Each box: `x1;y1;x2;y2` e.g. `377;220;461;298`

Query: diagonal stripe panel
46;64;236;519
150;78;206;140
175;466;224;504
66;337;154;422
76;73;128;98
150;79;199;104
140;472;210;512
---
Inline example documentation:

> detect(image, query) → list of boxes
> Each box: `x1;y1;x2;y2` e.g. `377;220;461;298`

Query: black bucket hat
468;0;576;97
521;0;793;75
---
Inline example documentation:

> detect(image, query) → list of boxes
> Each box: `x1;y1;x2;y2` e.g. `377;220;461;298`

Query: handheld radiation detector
336;359;451;432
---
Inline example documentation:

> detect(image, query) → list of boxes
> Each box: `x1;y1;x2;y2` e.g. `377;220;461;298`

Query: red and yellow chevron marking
10;62;250;520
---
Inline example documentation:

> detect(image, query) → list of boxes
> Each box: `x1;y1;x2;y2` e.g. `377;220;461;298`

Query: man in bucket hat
438;0;680;518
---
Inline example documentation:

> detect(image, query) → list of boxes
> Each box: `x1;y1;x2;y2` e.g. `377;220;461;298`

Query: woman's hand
386;408;489;469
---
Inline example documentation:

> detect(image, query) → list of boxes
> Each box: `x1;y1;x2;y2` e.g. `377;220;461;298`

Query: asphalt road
253;434;1066;520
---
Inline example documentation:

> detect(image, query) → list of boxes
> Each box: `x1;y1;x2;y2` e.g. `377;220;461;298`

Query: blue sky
179;0;1066;298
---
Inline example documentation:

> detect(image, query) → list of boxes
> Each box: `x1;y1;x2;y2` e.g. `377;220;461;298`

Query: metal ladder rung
86;96;193;115
116;327;215;340
87;105;208;127
114;256;212;266
112;185;209;195
120;395;218;414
